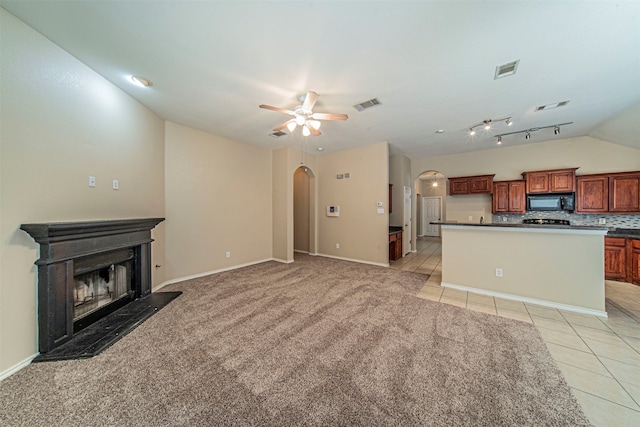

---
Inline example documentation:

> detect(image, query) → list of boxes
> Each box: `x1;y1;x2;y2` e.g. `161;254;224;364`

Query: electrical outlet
225;251;231;258
598;218;606;225
495;268;503;277
468;216;473;221
336;243;340;249
88;176;96;187
502;217;508;222
112;179;119;190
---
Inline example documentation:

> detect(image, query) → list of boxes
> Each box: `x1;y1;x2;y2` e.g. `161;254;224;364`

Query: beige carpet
0;254;591;426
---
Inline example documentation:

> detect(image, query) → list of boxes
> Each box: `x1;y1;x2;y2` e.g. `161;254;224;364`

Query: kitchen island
437;222;609;317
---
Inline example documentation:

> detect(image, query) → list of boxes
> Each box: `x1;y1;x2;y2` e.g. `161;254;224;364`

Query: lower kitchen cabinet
632;240;640;284
605;236;640;285
389;231;403;261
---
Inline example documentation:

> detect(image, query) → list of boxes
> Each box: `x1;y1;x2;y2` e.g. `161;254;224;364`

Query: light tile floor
391;236;640;427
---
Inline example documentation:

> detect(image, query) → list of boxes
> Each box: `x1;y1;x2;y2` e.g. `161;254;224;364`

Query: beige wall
164;122;272;280
318;142;389;265
441;226;606;315
0;10;165;374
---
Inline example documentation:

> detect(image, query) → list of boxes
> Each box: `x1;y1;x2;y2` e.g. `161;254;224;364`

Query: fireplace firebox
21;218;164;354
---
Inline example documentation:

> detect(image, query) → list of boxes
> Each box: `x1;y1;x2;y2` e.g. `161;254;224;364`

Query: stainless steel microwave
526;193;575;212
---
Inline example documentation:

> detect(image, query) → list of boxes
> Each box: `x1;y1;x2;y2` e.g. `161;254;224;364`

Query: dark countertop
431;221;609;232
389;226;402;234
607;228;640;239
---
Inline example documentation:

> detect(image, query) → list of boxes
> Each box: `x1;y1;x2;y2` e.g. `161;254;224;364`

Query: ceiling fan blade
302;91;319;111
259;104;295;115
307;124;321;136
312;112;348;121
273;119;295;132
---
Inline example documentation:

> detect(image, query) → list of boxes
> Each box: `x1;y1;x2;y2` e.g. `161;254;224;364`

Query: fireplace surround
21;218;164;354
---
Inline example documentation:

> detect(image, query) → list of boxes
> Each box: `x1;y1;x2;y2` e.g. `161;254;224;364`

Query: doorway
294;166;316;255
403;186;412;255
421;196;442;237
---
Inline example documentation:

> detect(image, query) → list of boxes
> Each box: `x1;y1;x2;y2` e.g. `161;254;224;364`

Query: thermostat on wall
326;205;340;217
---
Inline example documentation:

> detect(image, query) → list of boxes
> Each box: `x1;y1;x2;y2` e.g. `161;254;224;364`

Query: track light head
554;126;560;135
469;128;476;136
497;136;502;144
505;118;512;126
525;132;531;140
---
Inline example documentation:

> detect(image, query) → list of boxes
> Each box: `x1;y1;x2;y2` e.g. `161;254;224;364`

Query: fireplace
21;218;164;354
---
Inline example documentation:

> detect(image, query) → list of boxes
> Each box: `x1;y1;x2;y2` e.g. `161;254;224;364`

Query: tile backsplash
492;212;640;229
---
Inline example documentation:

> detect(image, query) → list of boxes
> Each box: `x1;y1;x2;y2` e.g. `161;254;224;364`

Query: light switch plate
88;176;96;187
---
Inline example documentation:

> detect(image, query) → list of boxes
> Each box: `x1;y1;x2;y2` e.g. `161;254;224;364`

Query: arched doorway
294;166;316;255
415;171;446;237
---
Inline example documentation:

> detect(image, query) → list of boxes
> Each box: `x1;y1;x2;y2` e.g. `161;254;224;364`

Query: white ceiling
2;0;640;158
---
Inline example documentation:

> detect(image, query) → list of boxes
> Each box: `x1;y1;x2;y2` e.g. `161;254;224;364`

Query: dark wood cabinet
522;168;577;193
576;175;609;213
449;175;495;195
492;180;526;214
632;240;640;285
609;173;640;212
605;236;640;285
605;237;627;281
389;231;403;261
576;171;640;214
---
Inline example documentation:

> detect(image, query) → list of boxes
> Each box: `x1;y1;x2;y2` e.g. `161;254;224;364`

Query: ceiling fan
259;91;348;136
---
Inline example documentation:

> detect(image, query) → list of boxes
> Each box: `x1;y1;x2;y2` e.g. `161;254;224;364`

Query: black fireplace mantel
21;218;164;353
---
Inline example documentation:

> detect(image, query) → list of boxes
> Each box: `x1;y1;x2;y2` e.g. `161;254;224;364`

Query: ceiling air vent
269;131;287;138
535;101;570;111
494;60;520;79
353;98;382;112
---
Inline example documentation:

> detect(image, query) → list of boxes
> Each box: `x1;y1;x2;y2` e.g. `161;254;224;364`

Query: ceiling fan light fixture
302;125;311;136
287;121;297;132
308;120;321;130
295;115;306;126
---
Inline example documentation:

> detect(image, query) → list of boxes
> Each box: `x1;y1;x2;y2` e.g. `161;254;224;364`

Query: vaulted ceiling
2;1;639;157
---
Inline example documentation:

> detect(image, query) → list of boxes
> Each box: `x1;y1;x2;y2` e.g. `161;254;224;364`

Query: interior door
421;196;442;237
403;186;412;255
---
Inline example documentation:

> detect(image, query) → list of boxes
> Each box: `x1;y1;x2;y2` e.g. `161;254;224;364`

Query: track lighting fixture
468;116;512;136
494;122;573;145
432;172;438;187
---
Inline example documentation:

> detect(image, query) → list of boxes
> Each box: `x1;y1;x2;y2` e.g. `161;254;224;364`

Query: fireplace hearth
21;218;165;355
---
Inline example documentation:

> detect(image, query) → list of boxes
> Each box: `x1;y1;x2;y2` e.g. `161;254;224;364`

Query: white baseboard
0;353;38;382
153;258;276;291
293;250;309;254
316;253;389;268
441;282;608;318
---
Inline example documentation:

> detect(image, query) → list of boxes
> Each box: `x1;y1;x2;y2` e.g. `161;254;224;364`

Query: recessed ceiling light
130;75;153;88
435;129;445;134
316;147;324;151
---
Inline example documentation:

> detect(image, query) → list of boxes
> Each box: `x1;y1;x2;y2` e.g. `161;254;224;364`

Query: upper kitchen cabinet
522;168;578;193
576;171;640;214
610;172;640;212
448;175;495;195
576;175;609;213
492;180;526;214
